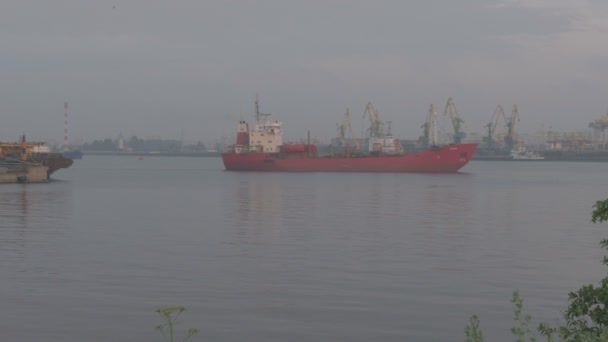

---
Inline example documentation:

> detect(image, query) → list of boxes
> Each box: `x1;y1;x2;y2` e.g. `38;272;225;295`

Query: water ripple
2;158;608;341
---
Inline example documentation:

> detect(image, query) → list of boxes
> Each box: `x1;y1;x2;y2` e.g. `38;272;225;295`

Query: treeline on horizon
78;136;211;153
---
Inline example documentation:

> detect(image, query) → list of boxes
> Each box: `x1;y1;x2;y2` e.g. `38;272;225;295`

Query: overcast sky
1;0;607;145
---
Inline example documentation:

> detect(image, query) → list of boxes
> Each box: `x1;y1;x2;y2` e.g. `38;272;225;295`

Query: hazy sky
1;0;607;144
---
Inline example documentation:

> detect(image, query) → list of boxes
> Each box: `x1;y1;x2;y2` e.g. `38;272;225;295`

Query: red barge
222;101;477;173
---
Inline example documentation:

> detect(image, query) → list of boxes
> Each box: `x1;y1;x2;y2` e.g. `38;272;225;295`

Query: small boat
510;147;544;160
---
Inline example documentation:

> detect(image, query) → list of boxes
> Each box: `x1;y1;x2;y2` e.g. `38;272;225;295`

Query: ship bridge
250;120;283;153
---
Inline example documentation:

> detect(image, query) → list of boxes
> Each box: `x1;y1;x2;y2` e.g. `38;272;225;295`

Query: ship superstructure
234;97;284;154
244;119;283;153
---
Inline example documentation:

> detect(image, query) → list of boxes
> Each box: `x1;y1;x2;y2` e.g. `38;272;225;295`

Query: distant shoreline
82;151;221;157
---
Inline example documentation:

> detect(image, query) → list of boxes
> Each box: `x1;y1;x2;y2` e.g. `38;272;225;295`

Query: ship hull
222;143;477;173
30;153;74;177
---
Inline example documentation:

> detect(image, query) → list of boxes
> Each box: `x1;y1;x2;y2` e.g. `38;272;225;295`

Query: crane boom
345;108;359;150
484;105;507;149
336;122;345;147
337;108;359;150
363;102;383;138
421;104;438;146
443;97;466;144
505;104;520;149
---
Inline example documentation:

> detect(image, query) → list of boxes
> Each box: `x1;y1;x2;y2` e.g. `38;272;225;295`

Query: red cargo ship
222;102;477;173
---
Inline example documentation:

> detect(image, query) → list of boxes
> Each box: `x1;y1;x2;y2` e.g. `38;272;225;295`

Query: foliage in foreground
465;291;608;342
156;306;199;342
466;199;608;342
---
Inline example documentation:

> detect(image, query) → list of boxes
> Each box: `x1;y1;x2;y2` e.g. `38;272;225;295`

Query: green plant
155;306;199;342
554;199;608;340
511;291;537;342
465;291;539;341
465;198;608;342
591;199;608;224
464;315;484;342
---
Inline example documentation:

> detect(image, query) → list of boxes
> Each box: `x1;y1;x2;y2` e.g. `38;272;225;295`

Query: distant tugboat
510;147;544;161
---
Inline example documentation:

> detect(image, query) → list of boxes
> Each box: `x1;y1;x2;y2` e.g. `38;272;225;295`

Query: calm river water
1;156;607;341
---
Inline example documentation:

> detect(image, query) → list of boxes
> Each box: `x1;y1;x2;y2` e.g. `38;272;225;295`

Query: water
1;157;607;341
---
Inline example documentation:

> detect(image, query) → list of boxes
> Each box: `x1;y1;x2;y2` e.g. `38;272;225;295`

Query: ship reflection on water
0;188;29;260
229;173;478;250
0;185;72;264
233;175;320;244
235;177;284;232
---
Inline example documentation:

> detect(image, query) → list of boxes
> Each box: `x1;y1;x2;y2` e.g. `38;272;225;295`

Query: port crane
420;104;438;146
337;108;359;150
504;105;520;150
336;122;346;147
588;111;608;150
484;105;507;149
443;97;466;144
363;102;384;138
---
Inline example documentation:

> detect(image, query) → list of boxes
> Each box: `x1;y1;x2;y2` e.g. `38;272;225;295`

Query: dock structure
0;134;73;181
0;163;49;184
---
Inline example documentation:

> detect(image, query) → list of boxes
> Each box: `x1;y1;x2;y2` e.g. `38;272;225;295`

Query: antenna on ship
255;94;260;123
254;94;272;123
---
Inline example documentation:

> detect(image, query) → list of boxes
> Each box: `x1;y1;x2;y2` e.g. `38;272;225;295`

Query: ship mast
254;95;271;124
255;95;261;124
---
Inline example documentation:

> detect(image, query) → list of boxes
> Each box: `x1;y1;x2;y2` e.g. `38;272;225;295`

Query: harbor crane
420;104;438;146
336;122;346;147
363;102;384;138
484;105;507;149
337;108;359;150
443;97;466;144
504;105;520;150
